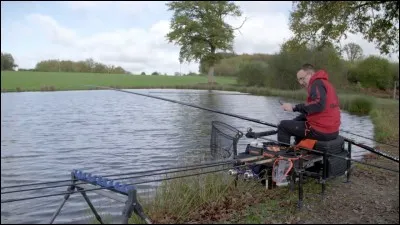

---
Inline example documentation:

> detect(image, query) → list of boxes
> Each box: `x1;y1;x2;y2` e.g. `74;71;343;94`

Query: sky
1;1;398;75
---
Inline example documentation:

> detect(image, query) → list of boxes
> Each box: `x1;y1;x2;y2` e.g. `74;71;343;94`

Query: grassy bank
0;71;237;92
128;167;324;224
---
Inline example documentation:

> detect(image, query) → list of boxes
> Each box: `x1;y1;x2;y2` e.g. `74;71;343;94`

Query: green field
0;71;238;92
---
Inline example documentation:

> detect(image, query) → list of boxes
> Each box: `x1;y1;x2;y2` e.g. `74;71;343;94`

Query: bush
389;62;399;87
235;61;269;87
347;96;374;115
347;63;359;83
266;43;347;90
348;56;392;90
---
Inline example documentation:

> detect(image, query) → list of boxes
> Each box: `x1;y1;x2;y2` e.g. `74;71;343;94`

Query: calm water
1;89;375;224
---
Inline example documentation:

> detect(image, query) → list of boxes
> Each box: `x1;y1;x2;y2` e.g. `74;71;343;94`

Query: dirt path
296;162;399;224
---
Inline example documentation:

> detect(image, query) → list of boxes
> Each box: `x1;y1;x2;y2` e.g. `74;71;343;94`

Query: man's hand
281;103;294;112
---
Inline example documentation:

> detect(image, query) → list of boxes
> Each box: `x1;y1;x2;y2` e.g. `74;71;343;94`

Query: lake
1;89;375;224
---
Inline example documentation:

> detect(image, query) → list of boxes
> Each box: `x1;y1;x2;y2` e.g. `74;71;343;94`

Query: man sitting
279;63;341;147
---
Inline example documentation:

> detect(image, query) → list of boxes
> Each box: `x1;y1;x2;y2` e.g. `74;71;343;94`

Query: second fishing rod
86;85;399;163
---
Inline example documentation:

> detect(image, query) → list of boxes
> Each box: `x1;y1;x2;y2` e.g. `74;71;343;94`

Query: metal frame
291;140;353;209
231;133;354;210
49;171;152;224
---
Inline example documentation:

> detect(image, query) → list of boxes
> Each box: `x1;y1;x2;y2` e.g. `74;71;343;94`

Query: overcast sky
1;1;398;74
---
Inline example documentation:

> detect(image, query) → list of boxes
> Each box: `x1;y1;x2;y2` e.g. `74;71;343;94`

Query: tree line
198;42;399;91
33;58;129;74
1;54;130;74
1;52;198;76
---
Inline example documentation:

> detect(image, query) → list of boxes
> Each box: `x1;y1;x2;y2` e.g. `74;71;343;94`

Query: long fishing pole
339;129;398;148
85;85;277;127
86;85;399;163
1;160;233;194
1;159;234;190
1;164;247;204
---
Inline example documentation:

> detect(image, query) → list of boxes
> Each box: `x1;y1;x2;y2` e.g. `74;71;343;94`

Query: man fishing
278;63;341;147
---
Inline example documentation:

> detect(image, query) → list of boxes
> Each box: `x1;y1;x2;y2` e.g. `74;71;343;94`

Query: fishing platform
211;121;352;208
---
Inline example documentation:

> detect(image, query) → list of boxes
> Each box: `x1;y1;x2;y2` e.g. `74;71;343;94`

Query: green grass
369;100;399;145
127;169;328;224
128;167;243;224
0;71;237;92
232;179;326;224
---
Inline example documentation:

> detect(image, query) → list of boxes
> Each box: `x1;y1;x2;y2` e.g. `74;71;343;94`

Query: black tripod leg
49;172;76;224
122;189;152;224
290;169;296;192
78;188;104;224
235;173;238;188
345;142;352;183
321;151;327;198
134;203;153;224
49;191;72;224
297;158;304;210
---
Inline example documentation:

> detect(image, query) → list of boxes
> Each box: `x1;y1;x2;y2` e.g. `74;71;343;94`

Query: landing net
210;121;243;159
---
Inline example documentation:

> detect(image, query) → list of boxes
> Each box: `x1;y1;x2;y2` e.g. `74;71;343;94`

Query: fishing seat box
312;135;348;178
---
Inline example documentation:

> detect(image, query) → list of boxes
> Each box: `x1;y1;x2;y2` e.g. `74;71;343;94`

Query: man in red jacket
279;63;341;146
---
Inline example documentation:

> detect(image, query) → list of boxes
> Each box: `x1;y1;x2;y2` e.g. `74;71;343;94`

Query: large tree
165;1;245;84
1;52;17;71
289;1;399;56
343;42;364;62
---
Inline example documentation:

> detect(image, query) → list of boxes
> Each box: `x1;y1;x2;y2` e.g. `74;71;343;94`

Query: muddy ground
295;160;399;224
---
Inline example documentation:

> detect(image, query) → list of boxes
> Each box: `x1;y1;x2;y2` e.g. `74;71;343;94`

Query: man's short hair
301;63;315;72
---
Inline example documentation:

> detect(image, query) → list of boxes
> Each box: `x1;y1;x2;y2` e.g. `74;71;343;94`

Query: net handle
211;121;243;139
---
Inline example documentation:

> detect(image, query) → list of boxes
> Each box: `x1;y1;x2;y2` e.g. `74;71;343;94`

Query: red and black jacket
293;70;341;134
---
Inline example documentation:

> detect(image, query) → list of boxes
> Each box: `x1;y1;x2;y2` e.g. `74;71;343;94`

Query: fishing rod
1;159;234;190
1;161;233;194
278;100;399;148
339;129;398;148
86;85;399;163
1;163;253;204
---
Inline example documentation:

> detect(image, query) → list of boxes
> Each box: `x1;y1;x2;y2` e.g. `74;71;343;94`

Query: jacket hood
309;70;329;85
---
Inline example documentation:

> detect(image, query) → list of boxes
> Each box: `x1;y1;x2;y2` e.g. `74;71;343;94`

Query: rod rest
257;130;278;137
72;169;136;195
245;130;278;139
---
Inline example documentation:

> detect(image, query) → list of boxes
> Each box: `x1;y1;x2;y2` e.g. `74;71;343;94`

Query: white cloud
5;1;398;75
62;1;166;16
27;14;78;47
227;11;293;54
